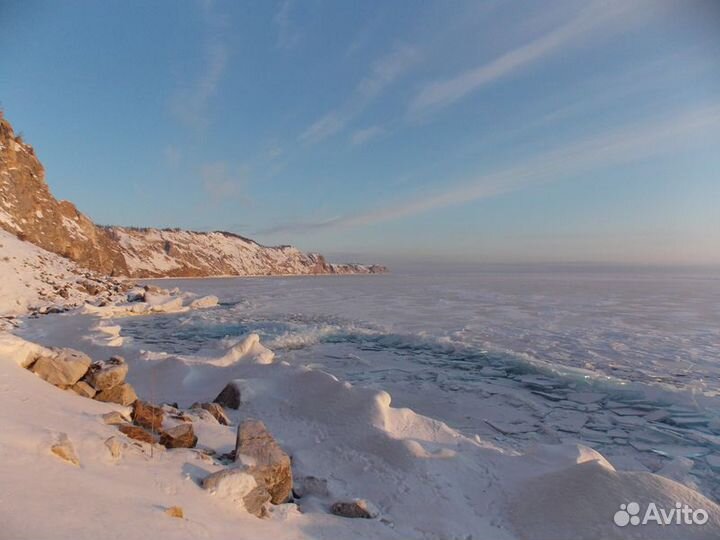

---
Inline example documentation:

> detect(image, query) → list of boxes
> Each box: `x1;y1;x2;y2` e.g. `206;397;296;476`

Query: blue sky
2;0;720;264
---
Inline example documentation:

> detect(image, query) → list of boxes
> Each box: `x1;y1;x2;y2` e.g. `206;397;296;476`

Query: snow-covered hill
0;112;385;278
0;229;128;320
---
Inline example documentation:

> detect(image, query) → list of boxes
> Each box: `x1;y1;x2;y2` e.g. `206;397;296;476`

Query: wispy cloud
274;0;302;49
264;102;720;234
300;44;420;144
169;1;229;132
351;125;384;146
409;0;642;115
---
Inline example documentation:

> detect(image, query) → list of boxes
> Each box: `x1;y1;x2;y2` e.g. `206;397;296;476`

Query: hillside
0;112;385;278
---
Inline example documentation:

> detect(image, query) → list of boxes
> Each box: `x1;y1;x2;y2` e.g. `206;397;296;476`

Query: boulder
95;382;137;406
330;499;379;519
71;380;96;398
102;411;130;425
202;467;269;517
192;402;230;425
118;424;158;444
159;424;197;449
132;400;164;430
213;381;242;409
31;348;91;387
85;356;128;391
235;419;292;504
50;433;80;466
126;289;145;302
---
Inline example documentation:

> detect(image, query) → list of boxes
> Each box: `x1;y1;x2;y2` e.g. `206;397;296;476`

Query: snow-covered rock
50;433;80;466
190;295;219;309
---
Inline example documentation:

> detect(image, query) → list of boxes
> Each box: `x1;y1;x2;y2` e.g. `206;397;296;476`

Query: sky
1;0;720;265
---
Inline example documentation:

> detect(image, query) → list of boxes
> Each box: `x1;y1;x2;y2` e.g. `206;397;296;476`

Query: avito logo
614;501;709;527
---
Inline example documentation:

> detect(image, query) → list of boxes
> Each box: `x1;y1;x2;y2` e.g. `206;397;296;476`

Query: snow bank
205;334;275;366
3;313;719;540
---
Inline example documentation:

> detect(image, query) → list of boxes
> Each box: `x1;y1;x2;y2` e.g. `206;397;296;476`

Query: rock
85;356;128;391
118;424;158;444
202;467;269;517
192;402;230;425
31;348;91;387
132;400;164;430
50;433;80;466
293;476;329;498
164;506;184;519
330;499;378;519
126;289;145;302
104;436;124;459
235;419;292;504
243;486;273;518
102;411;130;425
213;381;242;409
95;382;137;406
159;423;197;449
71;380;96;398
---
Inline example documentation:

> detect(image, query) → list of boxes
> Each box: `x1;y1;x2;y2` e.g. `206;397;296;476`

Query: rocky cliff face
0;112;385;278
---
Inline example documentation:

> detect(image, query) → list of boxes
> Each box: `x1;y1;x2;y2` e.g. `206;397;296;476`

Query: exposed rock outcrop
0;112;386;279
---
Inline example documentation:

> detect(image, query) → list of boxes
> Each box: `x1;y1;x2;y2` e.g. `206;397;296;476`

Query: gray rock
235;419;292;504
331;499;379;519
71;380;96;398
159;423;197;449
191;402;230;425
95;382;137;406
85;356;128;391
213;381;242;409
31;348;91;387
202;467;269;517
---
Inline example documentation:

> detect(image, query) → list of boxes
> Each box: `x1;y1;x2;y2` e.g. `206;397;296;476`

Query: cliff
0;112;385;278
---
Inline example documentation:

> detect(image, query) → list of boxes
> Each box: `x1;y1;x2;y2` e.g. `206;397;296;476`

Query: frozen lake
118;264;720;499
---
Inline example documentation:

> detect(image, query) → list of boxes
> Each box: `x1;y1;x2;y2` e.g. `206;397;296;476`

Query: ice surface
107;266;720;500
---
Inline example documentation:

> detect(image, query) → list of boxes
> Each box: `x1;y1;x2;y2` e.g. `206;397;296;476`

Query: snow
61;215;88;239
0;229;99;317
1;258;720;539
